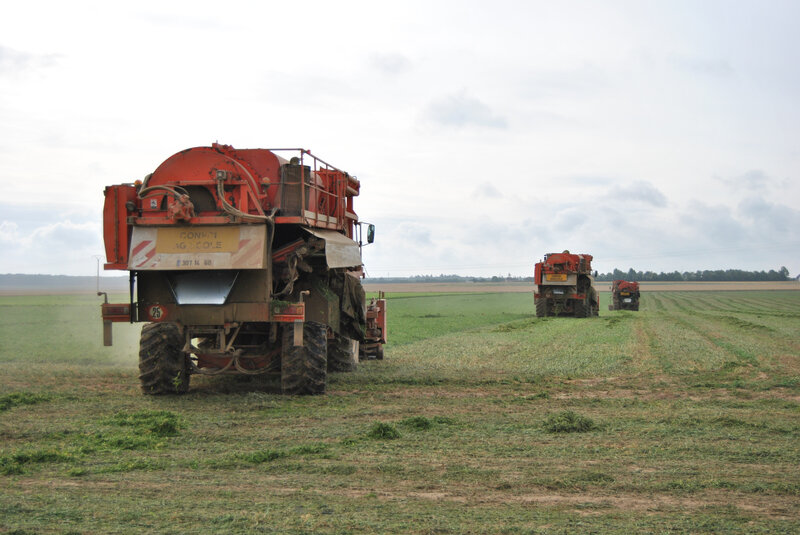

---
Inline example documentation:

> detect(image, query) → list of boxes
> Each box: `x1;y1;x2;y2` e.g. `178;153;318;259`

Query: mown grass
0;293;140;365
0;289;799;533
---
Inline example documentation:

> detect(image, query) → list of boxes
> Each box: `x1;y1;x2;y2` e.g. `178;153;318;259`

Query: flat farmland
362;280;800;293
1;287;799;533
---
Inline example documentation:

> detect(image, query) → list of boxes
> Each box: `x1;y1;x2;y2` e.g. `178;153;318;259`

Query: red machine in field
100;143;385;395
360;291;387;360
534;251;599;317
608;280;640;311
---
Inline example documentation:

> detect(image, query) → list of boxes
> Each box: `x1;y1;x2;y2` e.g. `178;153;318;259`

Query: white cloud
718;169;772;191
738;196;800;235
0;221;21;243
0;45;60;74
369;53;412;75
669;55;735;78
424;90;508;129
609;181;667;207
0;1;798;276
0;210;103;275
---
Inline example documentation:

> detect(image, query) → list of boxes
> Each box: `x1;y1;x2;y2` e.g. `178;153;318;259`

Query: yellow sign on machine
155;227;239;253
128;225;267;270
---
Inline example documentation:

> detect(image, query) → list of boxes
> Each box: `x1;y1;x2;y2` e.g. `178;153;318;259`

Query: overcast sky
1;0;798;277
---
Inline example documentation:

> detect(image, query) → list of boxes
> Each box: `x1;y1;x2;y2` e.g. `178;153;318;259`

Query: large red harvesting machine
534;251;599;317
100;143;385;395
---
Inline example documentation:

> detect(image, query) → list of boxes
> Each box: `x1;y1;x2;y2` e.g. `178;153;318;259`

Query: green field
1;290;799;533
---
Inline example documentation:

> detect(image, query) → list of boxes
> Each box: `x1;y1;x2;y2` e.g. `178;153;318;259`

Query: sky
1;0;798;277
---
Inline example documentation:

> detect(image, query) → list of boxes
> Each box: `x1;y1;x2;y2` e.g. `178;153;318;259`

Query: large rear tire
574;298;590;318
535;298;548;318
281;321;327;395
328;334;357;372
591;289;600;316
138;322;190;395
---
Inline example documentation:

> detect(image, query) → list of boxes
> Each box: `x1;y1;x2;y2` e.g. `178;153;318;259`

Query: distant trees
595;267;793;282
365;267;794;283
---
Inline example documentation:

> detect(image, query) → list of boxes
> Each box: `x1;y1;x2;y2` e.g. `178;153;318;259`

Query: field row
1;290;799;533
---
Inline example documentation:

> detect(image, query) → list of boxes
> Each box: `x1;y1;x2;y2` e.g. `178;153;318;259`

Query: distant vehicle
608;280;640;311
534;251;599;317
360;291;387;360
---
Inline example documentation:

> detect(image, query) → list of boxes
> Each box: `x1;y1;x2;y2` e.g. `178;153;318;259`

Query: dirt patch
777;353;800;375
362;282;535;294
19;476;797;518
381;386;508;399
339;486;798;518
552;388;670;400
510;491;797;518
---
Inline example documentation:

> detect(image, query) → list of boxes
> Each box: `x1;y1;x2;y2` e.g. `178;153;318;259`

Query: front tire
328;334;357;372
138;322;190;395
281;321;327;395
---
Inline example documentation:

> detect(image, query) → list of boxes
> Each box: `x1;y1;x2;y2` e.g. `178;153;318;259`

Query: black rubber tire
138;322;190;395
281;321;327;395
535;298;547;318
574;298;590;318
376;344;384;360
328;334;357;372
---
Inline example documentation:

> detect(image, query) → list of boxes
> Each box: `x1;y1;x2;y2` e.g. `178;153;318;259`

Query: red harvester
608;280;640;311
100;143;385;395
534;251;599;317
360;291;387;360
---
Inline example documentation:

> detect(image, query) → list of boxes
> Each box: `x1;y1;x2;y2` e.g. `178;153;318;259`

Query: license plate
623;298;632;303
553;288;565;295
546;273;567;282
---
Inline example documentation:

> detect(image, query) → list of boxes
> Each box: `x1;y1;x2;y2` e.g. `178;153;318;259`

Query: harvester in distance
359;291;387;360
608;280;640;311
534;251;599;317
100;143;385;395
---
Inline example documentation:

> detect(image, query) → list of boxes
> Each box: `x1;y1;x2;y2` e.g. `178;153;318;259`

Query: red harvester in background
608;280;640;311
360;291;387;360
534;251;599;317
100;143;386;395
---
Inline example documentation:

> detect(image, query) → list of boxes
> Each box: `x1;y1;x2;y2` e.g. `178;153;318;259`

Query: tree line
366;267;794;283
594;267;792;282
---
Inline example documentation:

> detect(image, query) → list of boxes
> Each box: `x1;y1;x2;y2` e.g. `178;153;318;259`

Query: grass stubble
0;289;799;533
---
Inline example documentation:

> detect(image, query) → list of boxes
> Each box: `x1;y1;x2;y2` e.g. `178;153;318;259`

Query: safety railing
268;149;358;235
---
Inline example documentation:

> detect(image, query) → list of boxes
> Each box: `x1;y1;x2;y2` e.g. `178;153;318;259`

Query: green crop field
1;290;799;534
